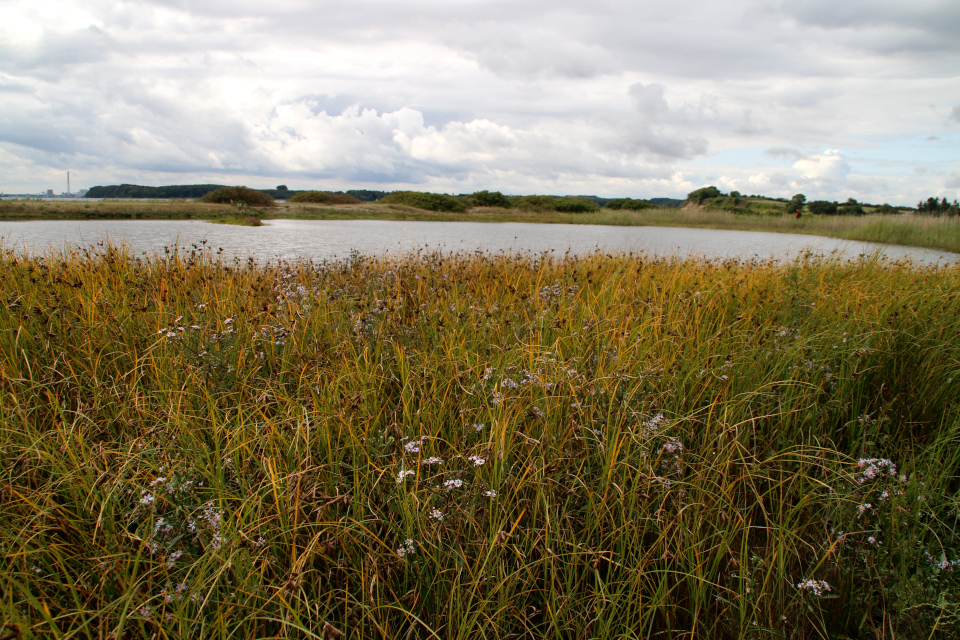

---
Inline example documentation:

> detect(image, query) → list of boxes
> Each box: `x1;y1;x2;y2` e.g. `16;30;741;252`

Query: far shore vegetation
1;184;958;253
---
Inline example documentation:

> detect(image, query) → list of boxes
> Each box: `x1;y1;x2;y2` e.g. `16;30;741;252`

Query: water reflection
0;218;957;265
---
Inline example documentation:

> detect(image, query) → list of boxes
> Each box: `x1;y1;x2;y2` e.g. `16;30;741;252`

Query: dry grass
1;244;959;638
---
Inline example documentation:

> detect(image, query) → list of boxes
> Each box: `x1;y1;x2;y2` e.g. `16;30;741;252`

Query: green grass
2;245;960;639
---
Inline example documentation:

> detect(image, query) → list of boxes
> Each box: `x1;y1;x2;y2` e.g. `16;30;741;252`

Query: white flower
443;479;464;490
796;579;832;596
428;508;444;520
396;469;416;483
404;439;422;454
467;455;486;466
397;539;416;558
483;490;498;498
421;457;444;466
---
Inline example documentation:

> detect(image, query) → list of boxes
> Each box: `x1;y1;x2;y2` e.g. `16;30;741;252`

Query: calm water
0;218;957;265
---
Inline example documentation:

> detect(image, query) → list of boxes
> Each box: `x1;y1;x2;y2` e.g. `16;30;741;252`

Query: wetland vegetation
1;244;959;638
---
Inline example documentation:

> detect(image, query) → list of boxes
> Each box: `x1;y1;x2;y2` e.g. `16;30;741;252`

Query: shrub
380;191;467;212
512;195;557;211
839;198;864;216
552;197;600;213
603;198;657;211
785;194;806;214
289;191;361;205
686;186;723;204
461;191;512;208
512;195;599;213
808;200;839;216
200;187;275;207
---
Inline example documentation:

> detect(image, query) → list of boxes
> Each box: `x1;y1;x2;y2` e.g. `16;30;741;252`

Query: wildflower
166;549;183;568
137;605;154;620
428;508;444;520
856;458;897;483
661;438;683;455
467;455;486;466
867;536;878;545
857;503;872;518
404;439;422;454
397;539;416;558
472;423;484;432
139;491;156;506
443;479;463;490
255;537;266;547
796;579;832;596
421;457;444;465
483;490;498;498
396;469;415;483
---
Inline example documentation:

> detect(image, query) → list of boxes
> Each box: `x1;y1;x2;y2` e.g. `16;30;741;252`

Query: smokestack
67;171;70;195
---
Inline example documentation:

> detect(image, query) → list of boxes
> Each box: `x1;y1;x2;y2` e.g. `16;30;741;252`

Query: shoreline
1;199;959;254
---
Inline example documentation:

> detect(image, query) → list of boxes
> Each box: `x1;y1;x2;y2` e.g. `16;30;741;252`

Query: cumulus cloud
793;149;851;181
946;173;960;189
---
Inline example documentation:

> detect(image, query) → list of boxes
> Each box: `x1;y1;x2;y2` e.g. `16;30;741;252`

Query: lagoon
1;218;958;264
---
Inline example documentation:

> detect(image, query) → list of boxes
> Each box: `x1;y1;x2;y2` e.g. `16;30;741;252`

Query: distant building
46;189;54;196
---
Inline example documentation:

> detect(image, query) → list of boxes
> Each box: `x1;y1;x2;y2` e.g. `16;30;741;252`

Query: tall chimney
67;171;70;195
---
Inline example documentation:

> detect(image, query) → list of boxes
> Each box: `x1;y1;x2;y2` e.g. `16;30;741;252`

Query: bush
289;191;361;205
785;194;806;215
839;198;864;216
512;195;599;213
512;195;557;211
686;186;723;204
603;198;657;211
552;197;600;213
200;187;275;207
380;191;467;212
461;191;512;208
808;200;839;216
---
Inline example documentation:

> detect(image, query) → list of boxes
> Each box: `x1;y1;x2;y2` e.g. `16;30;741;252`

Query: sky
1;0;958;205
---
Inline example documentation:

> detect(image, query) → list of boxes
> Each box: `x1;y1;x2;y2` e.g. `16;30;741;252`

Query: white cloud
793;150;851;181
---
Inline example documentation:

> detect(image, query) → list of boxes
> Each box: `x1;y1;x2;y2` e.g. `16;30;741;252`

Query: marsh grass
1;244;960;639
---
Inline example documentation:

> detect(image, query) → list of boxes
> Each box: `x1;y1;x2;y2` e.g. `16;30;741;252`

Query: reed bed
1;244;959;639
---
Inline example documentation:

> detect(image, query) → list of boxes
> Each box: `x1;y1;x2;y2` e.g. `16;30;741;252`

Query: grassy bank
2;246;959;638
0;199;263;226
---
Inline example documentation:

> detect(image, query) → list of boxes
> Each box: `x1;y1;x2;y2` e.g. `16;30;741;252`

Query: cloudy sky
1;0;958;204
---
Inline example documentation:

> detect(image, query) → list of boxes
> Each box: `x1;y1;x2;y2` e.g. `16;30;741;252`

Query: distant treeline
684;186;957;216
85;184;386;202
85;184;685;209
87;183;954;216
